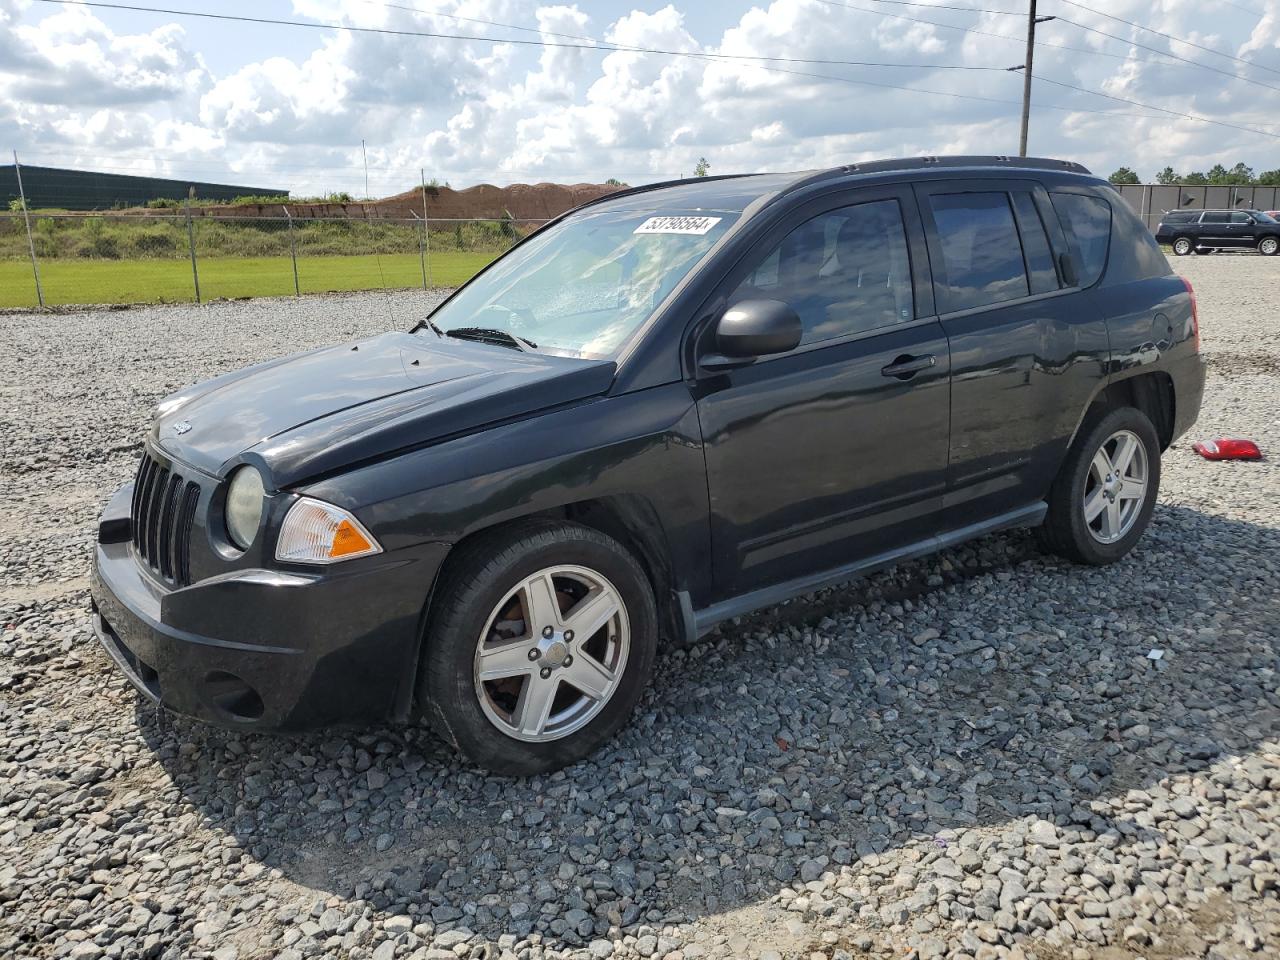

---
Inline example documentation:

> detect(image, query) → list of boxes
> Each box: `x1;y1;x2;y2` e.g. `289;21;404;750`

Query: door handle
881;353;937;380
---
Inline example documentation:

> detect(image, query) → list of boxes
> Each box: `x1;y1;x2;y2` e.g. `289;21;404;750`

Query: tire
1172;237;1193;256
1036;407;1161;566
419;521;658;776
1259;236;1279;256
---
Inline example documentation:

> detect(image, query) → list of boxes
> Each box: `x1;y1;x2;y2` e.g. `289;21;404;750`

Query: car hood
152;332;617;486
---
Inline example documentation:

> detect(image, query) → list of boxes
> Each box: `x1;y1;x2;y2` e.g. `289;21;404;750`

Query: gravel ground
1;258;1277;960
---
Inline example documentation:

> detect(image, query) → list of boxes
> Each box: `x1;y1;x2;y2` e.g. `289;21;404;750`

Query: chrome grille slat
130;452;200;586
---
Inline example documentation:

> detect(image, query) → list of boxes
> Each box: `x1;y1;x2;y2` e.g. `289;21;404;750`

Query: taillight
1192;438;1262;461
1180;276;1199;351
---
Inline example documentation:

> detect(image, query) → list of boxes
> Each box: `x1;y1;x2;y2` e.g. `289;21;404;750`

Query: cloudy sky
1;0;1277;196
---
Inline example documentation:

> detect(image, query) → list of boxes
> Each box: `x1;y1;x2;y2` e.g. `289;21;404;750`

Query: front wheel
419;522;658;776
1037;407;1161;565
1259;236;1279;256
1172;237;1193;256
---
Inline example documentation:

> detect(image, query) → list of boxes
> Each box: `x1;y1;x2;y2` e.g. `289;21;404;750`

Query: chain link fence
0;212;547;308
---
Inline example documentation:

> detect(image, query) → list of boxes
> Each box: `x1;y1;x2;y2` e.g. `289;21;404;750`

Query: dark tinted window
1051;193;1111;287
1231;212;1252;224
928;192;1028;312
731;199;914;345
1163;212;1196;224
1011;192;1060;295
1105;201;1170;285
1202;211;1230;223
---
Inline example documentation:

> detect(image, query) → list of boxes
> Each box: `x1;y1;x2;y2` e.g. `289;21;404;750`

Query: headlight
225;466;265;550
276;497;381;565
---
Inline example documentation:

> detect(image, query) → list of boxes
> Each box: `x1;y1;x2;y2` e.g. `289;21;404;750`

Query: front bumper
90;482;449;730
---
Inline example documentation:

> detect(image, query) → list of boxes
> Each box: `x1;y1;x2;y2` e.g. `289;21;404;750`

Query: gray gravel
1;262;1278;960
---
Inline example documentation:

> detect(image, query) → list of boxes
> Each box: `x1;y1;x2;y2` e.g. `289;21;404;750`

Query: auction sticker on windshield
633;216;723;235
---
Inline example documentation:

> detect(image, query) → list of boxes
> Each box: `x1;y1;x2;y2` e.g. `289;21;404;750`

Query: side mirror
703;299;802;370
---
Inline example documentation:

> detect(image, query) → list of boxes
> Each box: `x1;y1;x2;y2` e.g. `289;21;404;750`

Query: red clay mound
199;182;625;221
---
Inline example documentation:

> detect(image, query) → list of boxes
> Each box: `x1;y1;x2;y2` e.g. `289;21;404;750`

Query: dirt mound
198;181;625;221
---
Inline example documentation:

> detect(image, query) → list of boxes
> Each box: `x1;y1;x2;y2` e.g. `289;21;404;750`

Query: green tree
1155;166;1180;185
1108;166;1140;185
605;177;628;186
1205;162;1253;185
1228;161;1255;183
693;157;711;177
1257;169;1280;186
8;197;25;213
1182;171;1209;185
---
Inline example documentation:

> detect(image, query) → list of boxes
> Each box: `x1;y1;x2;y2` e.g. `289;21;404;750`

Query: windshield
425;207;739;358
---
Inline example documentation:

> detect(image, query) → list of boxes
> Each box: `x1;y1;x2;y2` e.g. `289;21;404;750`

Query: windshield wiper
444;327;538;352
412;317;446;338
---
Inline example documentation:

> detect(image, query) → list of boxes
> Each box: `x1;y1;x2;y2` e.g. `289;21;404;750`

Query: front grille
131;452;201;585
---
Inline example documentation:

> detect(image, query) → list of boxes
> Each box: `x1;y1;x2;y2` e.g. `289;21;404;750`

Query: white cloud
3;0;1279;191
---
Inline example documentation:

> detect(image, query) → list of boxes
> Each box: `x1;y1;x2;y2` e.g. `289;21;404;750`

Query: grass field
0;252;496;308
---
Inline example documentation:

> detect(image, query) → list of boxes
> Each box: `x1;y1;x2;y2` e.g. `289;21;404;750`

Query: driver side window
730;199;914;347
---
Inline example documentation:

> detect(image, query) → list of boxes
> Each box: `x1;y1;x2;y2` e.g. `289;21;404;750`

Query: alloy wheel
1083;429;1149;544
1260;237;1279;256
473;564;630;742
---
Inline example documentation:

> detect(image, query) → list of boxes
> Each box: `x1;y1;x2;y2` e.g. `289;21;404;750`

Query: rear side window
1202;211;1230;223
1163;212;1195;224
928;192;1028;312
1010;192;1060;295
1051;193;1110;287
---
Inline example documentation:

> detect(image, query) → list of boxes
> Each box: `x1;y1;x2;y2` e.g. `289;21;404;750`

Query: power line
23;0;1003;73
847;0;1023;14
19;0;1280;152
1032;74;1279;137
1052;13;1280;93
1056;0;1280;78
820;0;1280;94
811;0;1124;58
1217;0;1264;14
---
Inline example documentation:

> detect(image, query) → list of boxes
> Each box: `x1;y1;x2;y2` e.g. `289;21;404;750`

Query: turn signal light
276;497;382;564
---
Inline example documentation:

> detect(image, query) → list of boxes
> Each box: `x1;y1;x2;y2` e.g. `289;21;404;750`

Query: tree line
1107;162;1280;186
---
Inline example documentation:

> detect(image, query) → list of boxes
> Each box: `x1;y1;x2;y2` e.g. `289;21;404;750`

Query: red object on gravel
1192;438;1263;461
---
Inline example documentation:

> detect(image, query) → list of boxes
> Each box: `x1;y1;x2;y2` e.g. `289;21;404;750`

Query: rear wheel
1259;236;1279;256
419;522;657;776
1037;407;1161;565
1172;237;1193;256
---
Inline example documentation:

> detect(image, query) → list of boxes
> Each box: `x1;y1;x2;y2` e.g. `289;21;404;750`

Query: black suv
92;157;1205;775
1155;208;1280;256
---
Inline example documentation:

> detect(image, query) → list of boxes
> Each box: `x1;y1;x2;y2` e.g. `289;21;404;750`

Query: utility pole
1018;1;1056;157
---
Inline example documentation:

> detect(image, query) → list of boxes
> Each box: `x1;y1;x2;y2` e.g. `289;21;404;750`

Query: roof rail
558;156;1092;222
778;155;1093;197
